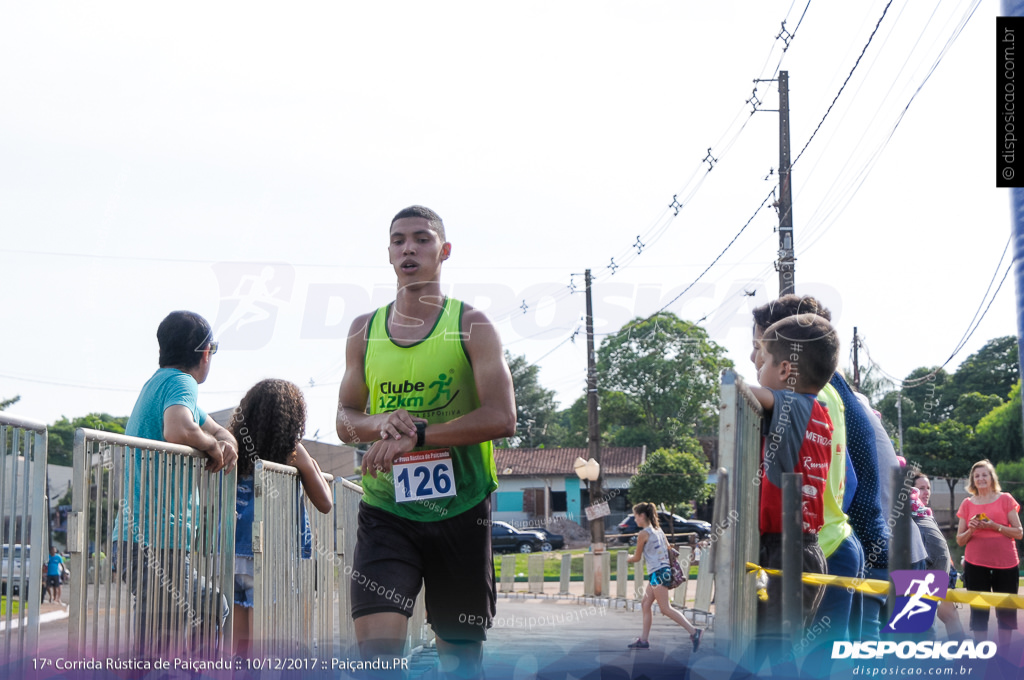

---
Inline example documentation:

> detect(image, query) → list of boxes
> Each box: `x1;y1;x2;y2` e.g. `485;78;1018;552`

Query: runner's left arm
418;307;516;448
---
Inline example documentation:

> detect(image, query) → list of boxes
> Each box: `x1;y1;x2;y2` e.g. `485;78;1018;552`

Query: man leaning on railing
111;310;238;656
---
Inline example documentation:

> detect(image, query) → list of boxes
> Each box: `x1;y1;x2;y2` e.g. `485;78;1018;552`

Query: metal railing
67;428;236;660
712;369;764;665
0;413;47;667
251;460;335;659
334;477;362;653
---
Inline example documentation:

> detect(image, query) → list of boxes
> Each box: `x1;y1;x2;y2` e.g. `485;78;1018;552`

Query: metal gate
0;413;47;667
67;427;236;660
712;369;764;665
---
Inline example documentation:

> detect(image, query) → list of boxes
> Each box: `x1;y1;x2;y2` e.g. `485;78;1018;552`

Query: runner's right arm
336;314;422;445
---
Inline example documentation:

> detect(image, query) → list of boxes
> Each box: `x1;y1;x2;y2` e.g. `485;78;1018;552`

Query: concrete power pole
584;269;604;546
778;71;795;296
852;327;860;391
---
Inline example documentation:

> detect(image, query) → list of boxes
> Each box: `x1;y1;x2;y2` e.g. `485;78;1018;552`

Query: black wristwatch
415;421;427;448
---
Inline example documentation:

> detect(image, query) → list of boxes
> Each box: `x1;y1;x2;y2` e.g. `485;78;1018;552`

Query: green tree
0;395;20;411
949;336;1019;403
904;419;975;530
627;443;712;519
504;351;559;448
876;367;950;435
48;413;128;467
995;459;1024;500
952;392;1004;429
541;395;588;448
598;313;732;445
973;380;1023;466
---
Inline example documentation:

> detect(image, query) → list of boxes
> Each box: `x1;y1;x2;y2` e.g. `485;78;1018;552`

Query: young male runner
336;205;516;677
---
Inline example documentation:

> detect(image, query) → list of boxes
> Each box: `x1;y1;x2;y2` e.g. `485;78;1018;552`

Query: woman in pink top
955;459;1023;645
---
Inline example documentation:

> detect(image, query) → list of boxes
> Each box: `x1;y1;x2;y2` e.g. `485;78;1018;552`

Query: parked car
532;528;564;551
613;513;711;545
490;521;546;553
1;544;31;596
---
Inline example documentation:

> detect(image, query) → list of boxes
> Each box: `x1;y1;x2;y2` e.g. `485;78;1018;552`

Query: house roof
493;447;645;478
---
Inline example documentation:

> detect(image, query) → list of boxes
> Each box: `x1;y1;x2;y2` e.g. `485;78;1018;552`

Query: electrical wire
792;0;894;169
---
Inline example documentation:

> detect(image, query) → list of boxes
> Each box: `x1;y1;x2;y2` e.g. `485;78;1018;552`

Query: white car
1;544;31;596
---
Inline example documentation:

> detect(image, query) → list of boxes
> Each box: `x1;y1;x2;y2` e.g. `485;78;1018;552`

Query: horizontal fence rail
0;413;47;668
68;428;236;660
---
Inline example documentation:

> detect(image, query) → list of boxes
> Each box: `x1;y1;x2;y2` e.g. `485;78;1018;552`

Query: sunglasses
201;341;219;355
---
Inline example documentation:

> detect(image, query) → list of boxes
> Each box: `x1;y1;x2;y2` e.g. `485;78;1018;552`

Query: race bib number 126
393;449;457;503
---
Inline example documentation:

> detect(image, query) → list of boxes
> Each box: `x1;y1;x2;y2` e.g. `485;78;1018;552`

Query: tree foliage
995;459;1024;499
627;443;712;516
48;413;128;467
904;419;976;529
597;313;732;444
952;392;1004;429
0;395;20;411
876;367;949;433
973;380;1023;466
505;351;559;448
950;336;1019;401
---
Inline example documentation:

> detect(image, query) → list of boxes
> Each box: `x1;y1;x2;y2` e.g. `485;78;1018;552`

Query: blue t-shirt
235;473;313;563
47;553;65;577
236;475;255;558
115;368;208;546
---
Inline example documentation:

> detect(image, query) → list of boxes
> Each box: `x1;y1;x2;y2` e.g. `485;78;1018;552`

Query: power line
859;243;1013;389
792;0;894;168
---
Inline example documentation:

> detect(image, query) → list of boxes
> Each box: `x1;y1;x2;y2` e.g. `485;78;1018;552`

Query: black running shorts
350;497;495;643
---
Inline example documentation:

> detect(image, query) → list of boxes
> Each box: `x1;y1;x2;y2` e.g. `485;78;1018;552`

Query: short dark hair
391;205;446;242
157;311;212;369
760;313;839;392
230;379;307;477
752;294;831;332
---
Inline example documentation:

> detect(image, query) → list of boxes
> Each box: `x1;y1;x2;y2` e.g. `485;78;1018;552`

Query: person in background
746;313;838;669
911;470;963;640
956;459;1022;647
625;502;701;652
44;546;65;605
751;295;863;641
229;379;332;656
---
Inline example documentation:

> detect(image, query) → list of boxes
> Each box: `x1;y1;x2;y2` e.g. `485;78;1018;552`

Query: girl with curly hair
229;379;332;655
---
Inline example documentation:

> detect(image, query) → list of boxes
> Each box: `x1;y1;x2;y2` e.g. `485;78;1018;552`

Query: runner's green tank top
361;297;498;521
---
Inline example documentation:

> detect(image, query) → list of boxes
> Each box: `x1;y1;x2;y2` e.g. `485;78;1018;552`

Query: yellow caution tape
745;562;1024;609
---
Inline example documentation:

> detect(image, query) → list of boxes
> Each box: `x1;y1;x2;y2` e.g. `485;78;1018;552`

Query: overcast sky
0;1;1014;445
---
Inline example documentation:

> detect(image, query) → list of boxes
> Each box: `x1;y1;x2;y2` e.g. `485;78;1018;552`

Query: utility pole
584;269;604;547
778;71;795;296
896;393;904;455
852;327;860;391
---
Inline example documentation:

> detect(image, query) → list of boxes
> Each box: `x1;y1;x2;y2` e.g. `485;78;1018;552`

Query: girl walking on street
626;502;702;652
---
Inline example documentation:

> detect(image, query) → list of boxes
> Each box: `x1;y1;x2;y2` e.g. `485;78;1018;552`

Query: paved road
13;587;1021;680
479;593;731;680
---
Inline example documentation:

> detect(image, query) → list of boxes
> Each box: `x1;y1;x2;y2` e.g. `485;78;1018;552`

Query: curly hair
230;379;307;477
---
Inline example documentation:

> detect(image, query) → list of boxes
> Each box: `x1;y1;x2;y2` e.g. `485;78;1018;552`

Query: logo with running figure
885;570;948;633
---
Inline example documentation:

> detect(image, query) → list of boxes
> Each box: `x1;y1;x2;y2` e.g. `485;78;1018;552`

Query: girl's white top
641;526;670;571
